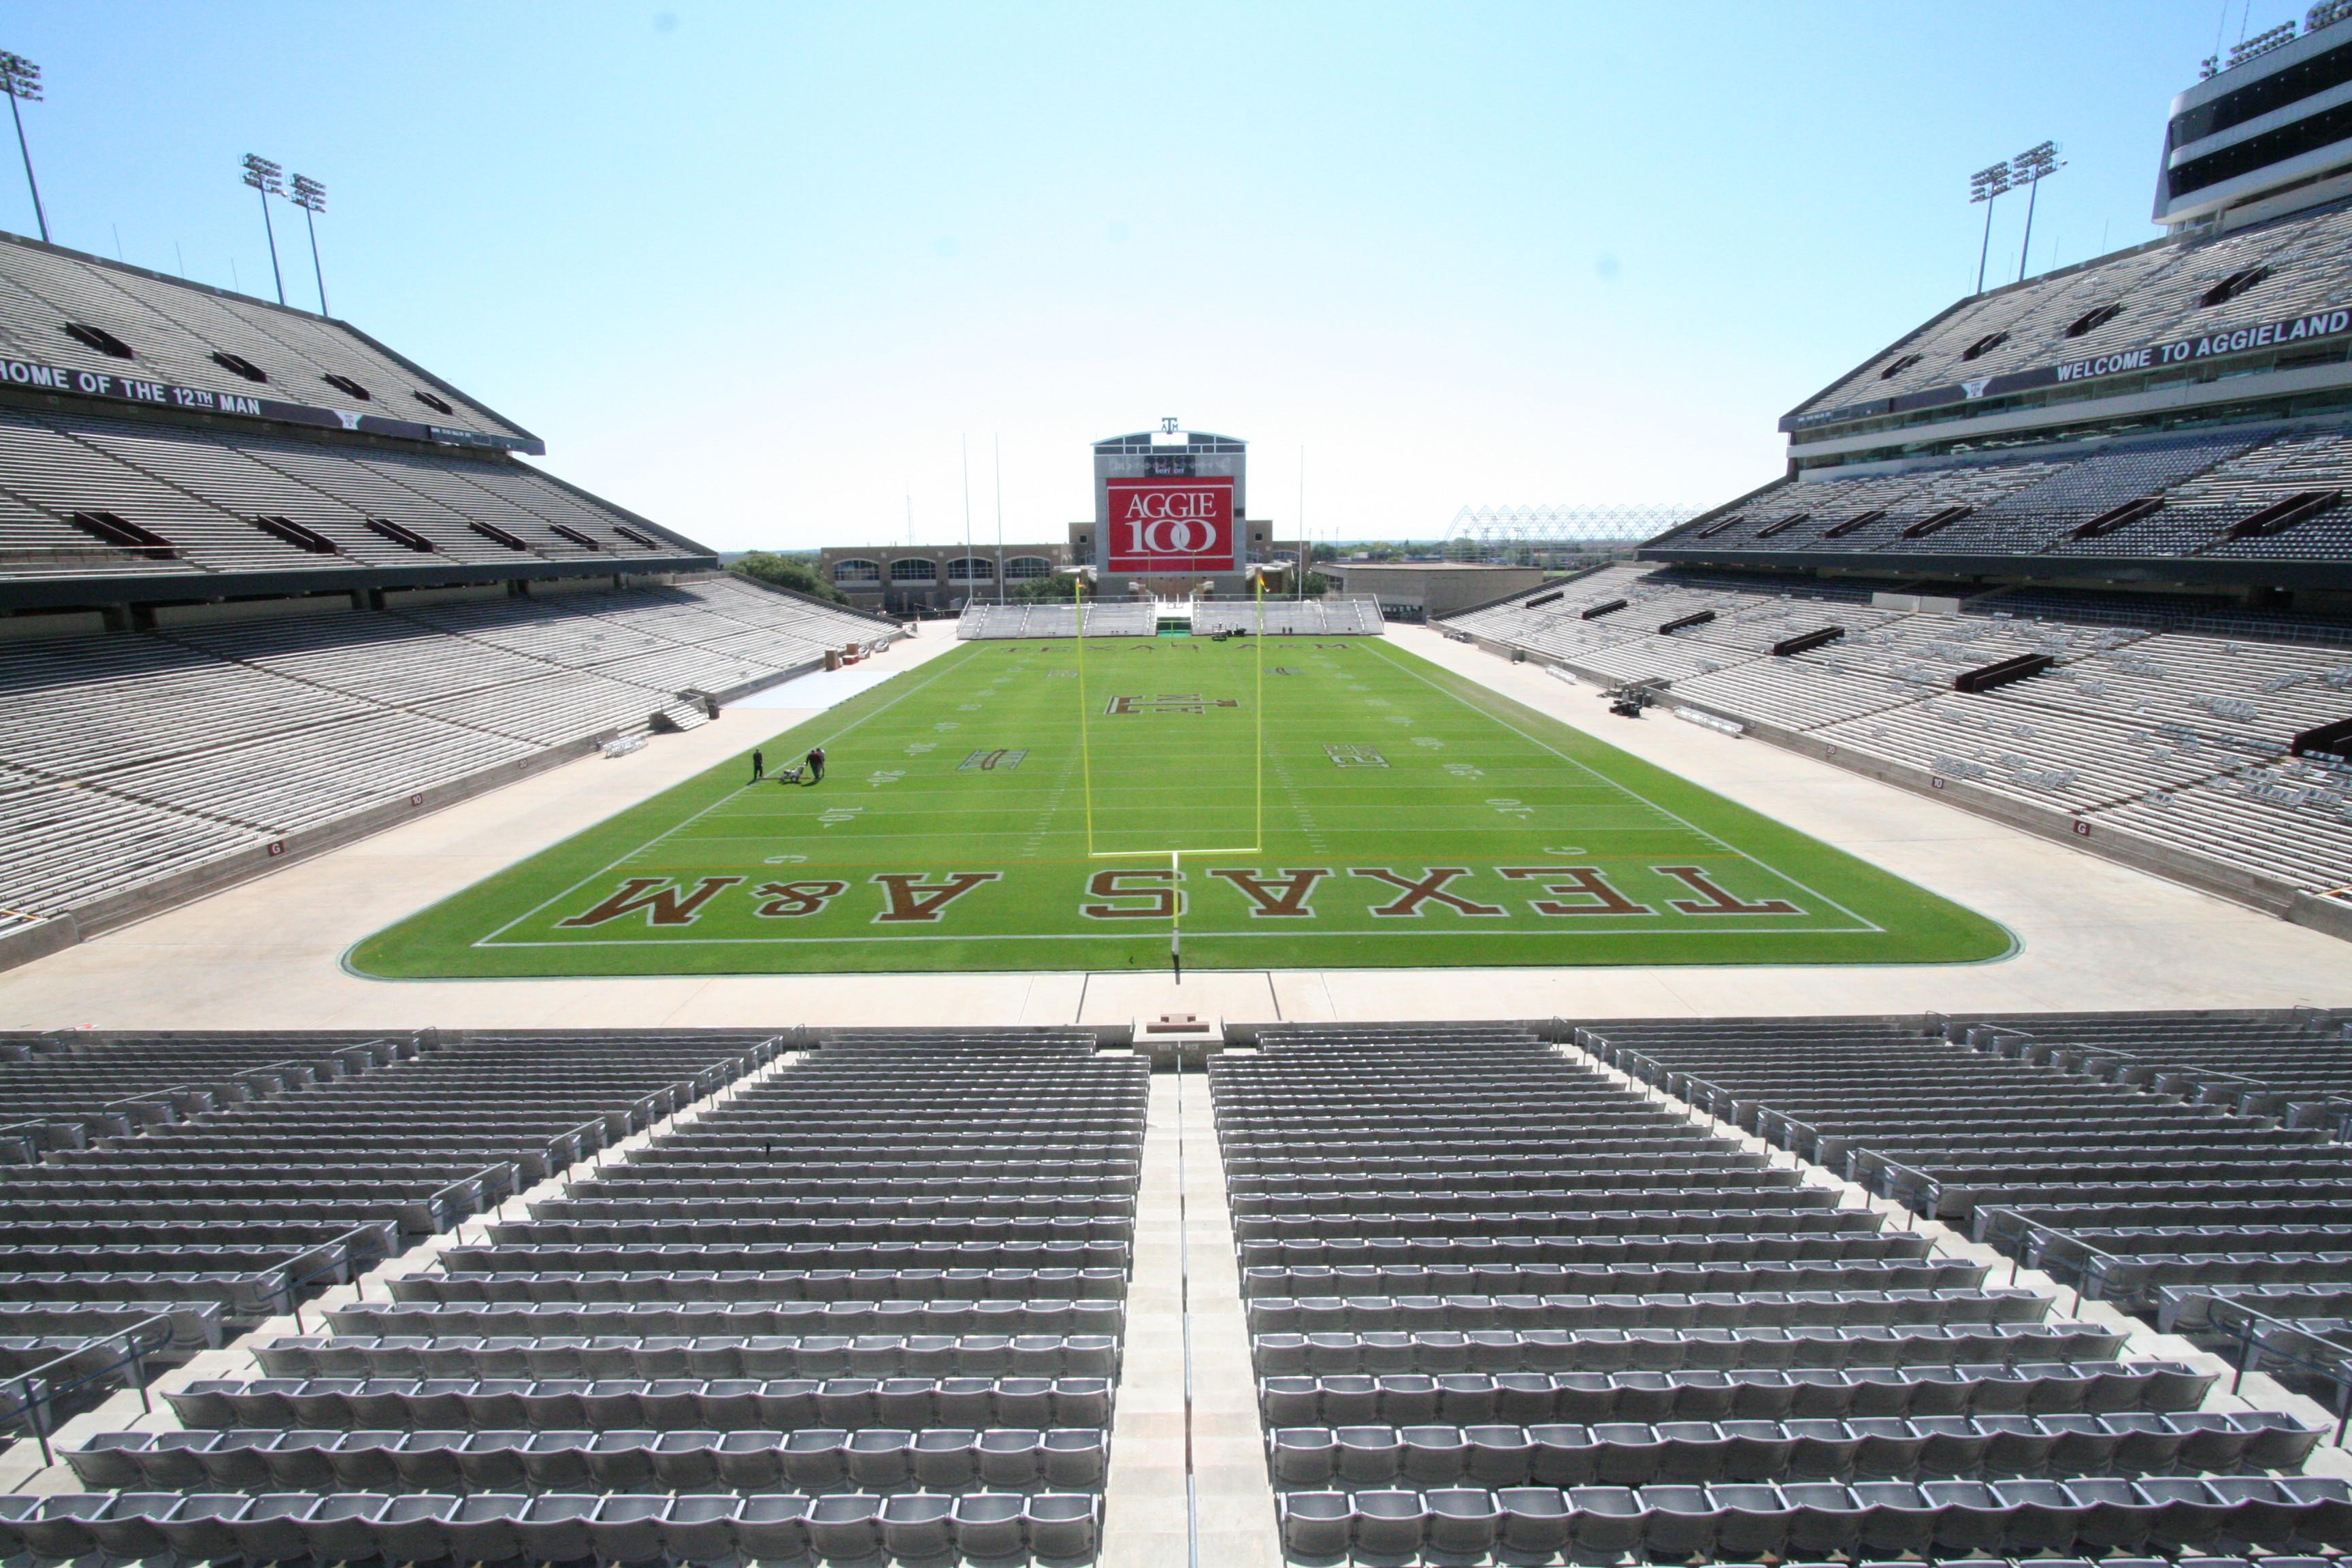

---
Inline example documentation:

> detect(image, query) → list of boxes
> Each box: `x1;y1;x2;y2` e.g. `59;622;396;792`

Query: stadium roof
0;231;542;455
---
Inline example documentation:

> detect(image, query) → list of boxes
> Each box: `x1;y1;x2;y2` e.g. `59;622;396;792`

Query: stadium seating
955;600;1156;638
1191;597;1384;636
0;574;895;944
0;1028;776;1452
0;233;531;447
1795;199;2352;415
1443;564;2352;907
25;1030;1126;1566
1642;416;2352;570
0;408;699;583
1217;1023;2345;1564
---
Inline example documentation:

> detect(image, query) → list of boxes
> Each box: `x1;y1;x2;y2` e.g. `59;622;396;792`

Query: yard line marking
1359;639;1885;934
476;644;988;944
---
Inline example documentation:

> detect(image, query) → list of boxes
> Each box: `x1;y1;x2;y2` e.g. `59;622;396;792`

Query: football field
350;636;2013;977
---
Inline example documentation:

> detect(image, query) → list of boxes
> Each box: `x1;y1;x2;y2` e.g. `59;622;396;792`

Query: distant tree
1007;574;1087;603
732;551;848;604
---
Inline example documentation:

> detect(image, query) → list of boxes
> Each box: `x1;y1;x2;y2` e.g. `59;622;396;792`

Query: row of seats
1245;1286;2043;1332
1277;1475;2352;1561
415;1258;1130;1296
1263;1410;2320;1488
1250;1322;2126;1374
161;1375;1117;1431
252;1331;1121;1379
325;1298;1126;1337
1256;1362;2214;1425
69;1425;1111;1492
1244;1257;1982;1290
0;1490;1102;1565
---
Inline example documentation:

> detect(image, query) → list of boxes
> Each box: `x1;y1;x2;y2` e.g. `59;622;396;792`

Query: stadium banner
0;354;542;453
1781;305;2352;434
1103;475;1237;572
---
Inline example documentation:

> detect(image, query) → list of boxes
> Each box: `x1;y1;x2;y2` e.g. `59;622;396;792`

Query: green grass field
349;635;2014;977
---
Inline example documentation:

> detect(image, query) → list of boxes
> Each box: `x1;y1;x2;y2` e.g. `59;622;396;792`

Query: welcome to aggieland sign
1782;306;2352;434
0;354;543;453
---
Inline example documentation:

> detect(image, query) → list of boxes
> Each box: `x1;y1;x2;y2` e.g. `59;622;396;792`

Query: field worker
749;749;764;783
806;745;826;783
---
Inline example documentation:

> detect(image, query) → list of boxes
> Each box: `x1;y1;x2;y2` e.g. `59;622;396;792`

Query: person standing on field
806;746;826;784
749;749;764;783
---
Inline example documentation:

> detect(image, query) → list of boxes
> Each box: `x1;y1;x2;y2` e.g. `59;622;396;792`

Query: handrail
2210;1294;2352;1446
3;1313;172;1467
283;1224;393;1335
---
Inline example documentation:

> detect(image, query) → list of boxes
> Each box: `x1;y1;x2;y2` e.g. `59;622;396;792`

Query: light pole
241;154;286;304
1968;161;2011;295
2011;141;2063;283
0;52;48;244
290;173;327;314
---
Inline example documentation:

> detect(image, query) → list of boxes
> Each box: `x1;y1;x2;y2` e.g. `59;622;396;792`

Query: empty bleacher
0;233;529;448
1443;564;2352;911
0;1029;774;1470
1796;199;2352;416
1645;419;2352;569
1231;1023;2347;1564
0;574;896;945
0;408;702;584
20;1030;1123;1567
955;601;1157;639
1191;598;1384;636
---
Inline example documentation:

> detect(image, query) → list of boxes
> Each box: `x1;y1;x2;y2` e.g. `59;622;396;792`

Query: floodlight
242;154;288;304
0;51;46;243
2008;141;2065;284
289;174;329;314
1968;161;2013;294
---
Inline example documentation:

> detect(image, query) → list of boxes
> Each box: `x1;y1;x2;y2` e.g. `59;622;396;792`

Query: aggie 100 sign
1104;476;1236;572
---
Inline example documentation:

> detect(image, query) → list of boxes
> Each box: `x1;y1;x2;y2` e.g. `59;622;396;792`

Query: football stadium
3;11;2352;1568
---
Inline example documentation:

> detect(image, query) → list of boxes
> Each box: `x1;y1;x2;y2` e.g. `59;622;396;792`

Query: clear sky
0;2;2304;551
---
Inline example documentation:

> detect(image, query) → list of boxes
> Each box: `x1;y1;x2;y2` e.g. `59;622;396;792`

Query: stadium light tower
240;154;286;305
2010;140;2064;283
0;52;48;244
289;173;327;315
1968;160;2011;295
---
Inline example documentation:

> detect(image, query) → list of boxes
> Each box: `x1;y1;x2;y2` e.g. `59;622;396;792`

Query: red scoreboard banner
1103;476;1237;572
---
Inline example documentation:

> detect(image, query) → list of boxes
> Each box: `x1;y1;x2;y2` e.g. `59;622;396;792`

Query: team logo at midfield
1103;693;1237;715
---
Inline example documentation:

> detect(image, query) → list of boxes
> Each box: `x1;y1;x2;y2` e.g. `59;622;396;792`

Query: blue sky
0;2;2304;551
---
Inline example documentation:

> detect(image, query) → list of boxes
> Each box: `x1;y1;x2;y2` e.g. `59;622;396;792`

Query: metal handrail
3;1313;171;1467
2211;1294;2352;1446
282;1224;394;1335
